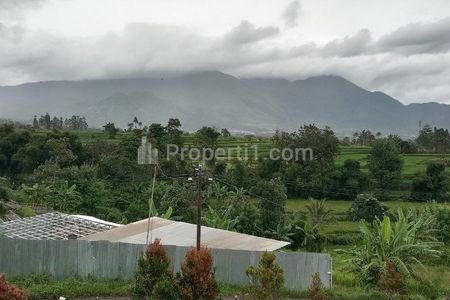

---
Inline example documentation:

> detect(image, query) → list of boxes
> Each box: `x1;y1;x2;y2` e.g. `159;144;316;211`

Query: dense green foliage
341;210;442;288
367;139;403;197
133;239;174;298
348;194;387;223
245;251;284;300
1;119;450;298
411;161;449;202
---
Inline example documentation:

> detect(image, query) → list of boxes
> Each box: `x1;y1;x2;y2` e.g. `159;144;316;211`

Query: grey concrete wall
0;238;332;290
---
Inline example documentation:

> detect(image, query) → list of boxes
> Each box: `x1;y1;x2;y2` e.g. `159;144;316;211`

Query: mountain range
1;71;449;136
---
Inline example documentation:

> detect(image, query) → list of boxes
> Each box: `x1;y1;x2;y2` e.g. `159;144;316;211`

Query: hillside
1;71;450;136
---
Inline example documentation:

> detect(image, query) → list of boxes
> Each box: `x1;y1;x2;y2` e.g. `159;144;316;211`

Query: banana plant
339;209;442;287
202;205;238;231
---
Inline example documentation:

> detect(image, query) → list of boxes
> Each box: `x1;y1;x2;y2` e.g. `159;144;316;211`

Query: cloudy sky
1;0;450;104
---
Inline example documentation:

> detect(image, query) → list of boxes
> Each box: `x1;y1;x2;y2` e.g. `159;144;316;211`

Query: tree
32;116;39;129
160;182;196;223
103;122;119;138
148;123;166;149
221;128;231;137
411;161;449;202
45;137;77;166
64;115;88;130
0;125;31;176
251;178;287;232
432;127;450;153
367;139;403;197
348;194;387;223
194;126;220;150
166;118;184;147
354;130;375;146
304;198;333;227
234;200;261;236
272;124;339;198
337;159;367;199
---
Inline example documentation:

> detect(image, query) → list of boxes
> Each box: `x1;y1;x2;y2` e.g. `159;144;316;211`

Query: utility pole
196;165;203;251
189;164;211;251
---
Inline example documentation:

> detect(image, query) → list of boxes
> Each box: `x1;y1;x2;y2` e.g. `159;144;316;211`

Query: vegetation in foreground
1;118;450;299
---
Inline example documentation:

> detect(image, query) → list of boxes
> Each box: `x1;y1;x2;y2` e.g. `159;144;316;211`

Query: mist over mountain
0;71;448;136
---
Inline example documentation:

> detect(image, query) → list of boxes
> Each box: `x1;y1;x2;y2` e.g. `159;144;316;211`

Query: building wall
0;238;332;290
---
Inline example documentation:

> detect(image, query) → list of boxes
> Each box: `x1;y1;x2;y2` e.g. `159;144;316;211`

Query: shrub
0;273;28;300
245;251;284;300
424;202;450;242
18;207;36;218
176;247;219;300
151;275;180;300
302;222;325;253
411;162;449;202
306;272;327;300
133;239;177;298
250;178;287;232
377;260;408;299
348;194;387;223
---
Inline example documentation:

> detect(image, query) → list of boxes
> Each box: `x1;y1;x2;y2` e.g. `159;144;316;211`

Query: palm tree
304;198;333;228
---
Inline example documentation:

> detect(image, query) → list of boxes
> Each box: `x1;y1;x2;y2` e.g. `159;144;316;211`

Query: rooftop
0;212;120;240
81;217;290;251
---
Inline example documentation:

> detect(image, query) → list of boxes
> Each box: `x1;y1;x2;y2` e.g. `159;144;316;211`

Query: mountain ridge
0;72;448;136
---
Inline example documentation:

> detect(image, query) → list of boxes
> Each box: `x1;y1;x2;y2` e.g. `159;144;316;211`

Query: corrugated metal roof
81;217;290;251
0;212;119;240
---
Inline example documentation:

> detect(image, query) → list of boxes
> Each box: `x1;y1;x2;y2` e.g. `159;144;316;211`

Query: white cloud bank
0;1;450;104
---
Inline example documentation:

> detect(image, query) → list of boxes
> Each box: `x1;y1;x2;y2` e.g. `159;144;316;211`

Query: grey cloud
378;17;450;54
321;29;372;57
2;18;450;104
223;21;280;46
0;0;47;19
282;0;301;28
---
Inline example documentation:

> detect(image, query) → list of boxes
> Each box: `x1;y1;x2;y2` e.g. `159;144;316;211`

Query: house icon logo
137;136;159;165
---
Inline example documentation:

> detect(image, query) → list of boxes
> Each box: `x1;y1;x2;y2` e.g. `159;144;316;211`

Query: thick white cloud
0;0;450;105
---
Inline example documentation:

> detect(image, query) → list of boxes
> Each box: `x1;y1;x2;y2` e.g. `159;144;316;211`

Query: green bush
411;162;449;202
133;239;178;299
18;207;36;218
151;275;180;300
245;251;284;300
348;194;387;223
424;202;450;242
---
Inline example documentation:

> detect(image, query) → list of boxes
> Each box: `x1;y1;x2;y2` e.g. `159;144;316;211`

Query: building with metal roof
82;217;290;251
0;212;120;240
